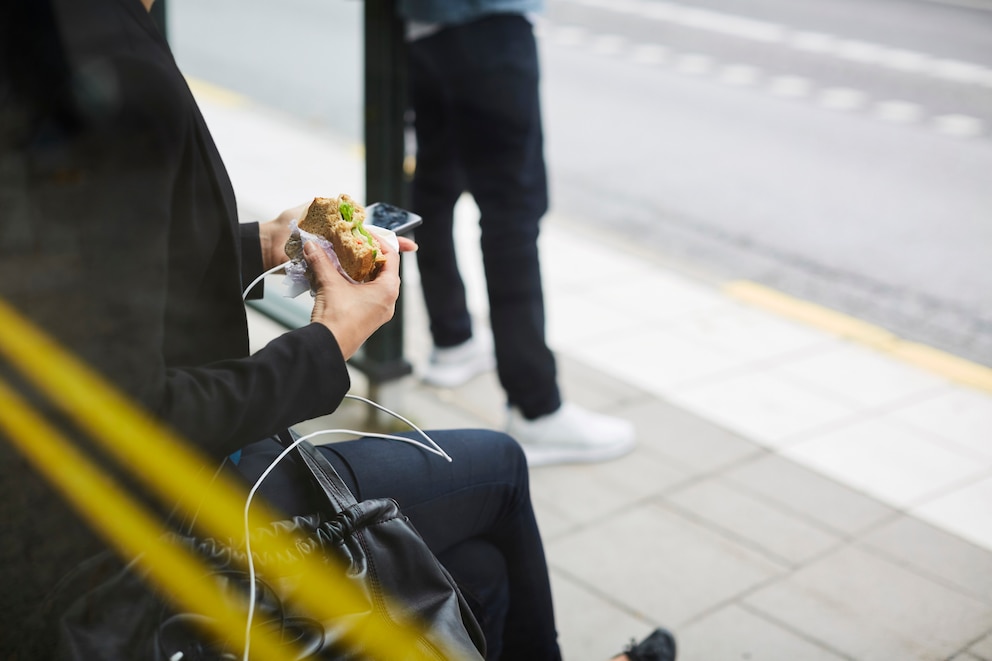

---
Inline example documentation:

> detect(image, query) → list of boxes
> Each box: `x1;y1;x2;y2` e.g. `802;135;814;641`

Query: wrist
258;225;275;271
319;321;361;361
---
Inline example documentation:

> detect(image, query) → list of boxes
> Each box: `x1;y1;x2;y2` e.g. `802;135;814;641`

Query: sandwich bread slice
294;194;386;283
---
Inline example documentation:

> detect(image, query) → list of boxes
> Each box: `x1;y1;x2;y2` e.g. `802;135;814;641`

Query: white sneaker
420;333;496;388
507;402;636;467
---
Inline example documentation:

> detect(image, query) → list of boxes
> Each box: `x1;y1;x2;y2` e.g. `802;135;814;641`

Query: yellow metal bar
0;299;278;538
0;298;459;659
0;378;295;660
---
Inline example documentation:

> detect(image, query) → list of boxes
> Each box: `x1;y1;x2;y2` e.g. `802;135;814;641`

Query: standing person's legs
236;431;562;661
408;16;635;468
443;15;560;419
407;39;473;350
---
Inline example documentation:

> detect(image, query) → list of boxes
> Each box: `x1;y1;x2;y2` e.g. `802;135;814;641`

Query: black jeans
237;429;562;661
408;14;561;419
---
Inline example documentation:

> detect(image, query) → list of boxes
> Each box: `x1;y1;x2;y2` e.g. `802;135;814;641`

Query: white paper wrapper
281;220;398;298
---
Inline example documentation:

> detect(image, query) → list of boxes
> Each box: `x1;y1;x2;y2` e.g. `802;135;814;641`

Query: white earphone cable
242;261;290;301
241;409;448;660
239;254;449;659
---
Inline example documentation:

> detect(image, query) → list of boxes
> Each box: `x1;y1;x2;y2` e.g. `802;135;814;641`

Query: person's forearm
156;323;351;457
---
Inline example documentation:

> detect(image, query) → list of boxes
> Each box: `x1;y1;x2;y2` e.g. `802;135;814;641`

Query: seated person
0;0;675;659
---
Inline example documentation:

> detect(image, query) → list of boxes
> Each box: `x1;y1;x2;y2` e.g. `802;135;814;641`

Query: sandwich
289;194;386;283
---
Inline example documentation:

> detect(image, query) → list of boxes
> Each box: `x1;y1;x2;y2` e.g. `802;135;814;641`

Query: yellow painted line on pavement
185;76;251;107
725;280;992;395
184;77;368;164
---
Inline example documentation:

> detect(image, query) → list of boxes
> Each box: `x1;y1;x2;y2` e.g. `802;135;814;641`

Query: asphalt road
167;0;992;366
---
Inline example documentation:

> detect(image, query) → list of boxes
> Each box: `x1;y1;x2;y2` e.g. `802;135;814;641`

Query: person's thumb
304;240;341;332
304;240;337;286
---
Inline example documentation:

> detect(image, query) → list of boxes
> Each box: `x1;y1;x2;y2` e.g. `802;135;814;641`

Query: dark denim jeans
237;430;562;661
408;14;561;419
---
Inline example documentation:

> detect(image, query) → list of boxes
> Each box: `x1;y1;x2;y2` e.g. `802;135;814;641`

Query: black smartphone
366;203;423;236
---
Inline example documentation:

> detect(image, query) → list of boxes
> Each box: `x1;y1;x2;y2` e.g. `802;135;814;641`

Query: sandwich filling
294;194;386;283
339;199;379;260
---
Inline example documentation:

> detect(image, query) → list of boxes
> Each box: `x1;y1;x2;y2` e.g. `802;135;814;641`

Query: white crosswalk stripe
559;0;992;88
933;114;986;137
538;19;987;140
718;64;762;87
673;53;714;76
767;75;814;98
874;100;925;123
818;87;868;111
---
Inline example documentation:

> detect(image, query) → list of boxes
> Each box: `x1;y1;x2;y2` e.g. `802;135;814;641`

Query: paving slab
782;417;988;508
415;370;507;430
549;569;657;661
554;355;654;413
968;632;992;659
886;384;992;461
721;453;898;537
859;515;992;606
744;545;992;661
912;474;992;552
560;324;744;396
677;604;851;661
529;448;690;536
668;370;861;448
773;341;951;409
547;502;786;627
620;398;764;475
659;301;838;368
666;478;843;567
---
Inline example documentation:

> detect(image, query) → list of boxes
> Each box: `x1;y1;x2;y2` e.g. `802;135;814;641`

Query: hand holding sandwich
259;201;311;272
303;231;416;360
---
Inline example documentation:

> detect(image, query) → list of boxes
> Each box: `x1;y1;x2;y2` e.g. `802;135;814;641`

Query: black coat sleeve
240;221;266;300
161;323;352;456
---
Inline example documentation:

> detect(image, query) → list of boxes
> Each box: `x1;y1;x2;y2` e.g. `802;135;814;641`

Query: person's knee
481;430;529;481
428;428;529;487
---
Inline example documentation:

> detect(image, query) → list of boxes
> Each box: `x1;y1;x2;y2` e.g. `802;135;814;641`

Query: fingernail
303;241;315;256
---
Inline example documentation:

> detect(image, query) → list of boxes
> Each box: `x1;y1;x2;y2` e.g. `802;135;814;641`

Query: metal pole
350;0;413;385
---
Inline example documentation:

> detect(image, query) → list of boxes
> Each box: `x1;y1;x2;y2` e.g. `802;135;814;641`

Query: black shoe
621;627;677;661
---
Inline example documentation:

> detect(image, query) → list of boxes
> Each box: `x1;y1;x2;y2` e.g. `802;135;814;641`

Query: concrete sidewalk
194;79;992;661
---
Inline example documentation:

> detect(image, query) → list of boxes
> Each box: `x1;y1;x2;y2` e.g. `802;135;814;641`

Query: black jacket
3;0;351;454
0;0;350;653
